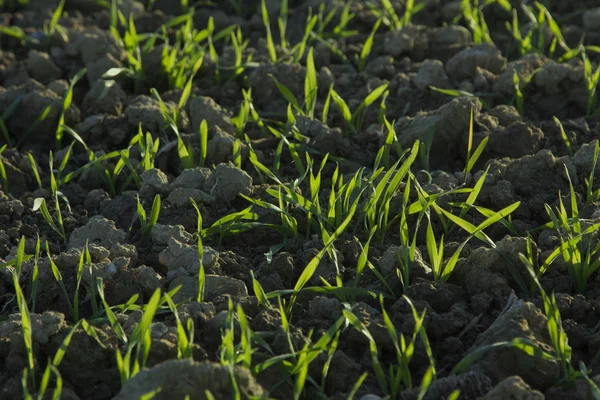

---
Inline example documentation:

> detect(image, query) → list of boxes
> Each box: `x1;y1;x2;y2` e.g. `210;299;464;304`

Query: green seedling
0;91;24;147
261;0;278;63
242;189;299;240
232;89;253;139
60;126;139;196
274;184;364;319
369;0;426;31
356;19;381;72
428;86;492;110
580;363;600;398
116;289;163;383
131;125;160;172
313;1;357;40
583;52;600;116
45;241;75;319
373;114;402;170
233;139;242;168
554;117;573;158
513;69;524;116
523;254;575;381
29;235;41;313
520;234;562;294
218;300;242;398
107;10;207;92
288;10;318;64
202;206;261;245
505;2;569;58
542;168;600;293
437;199;527;290
460;0;495;45
304;153;328;238
464;108;489;179
190;198;206;303
70;244;85;323
56;68;86;146
363;141;419;244
163;292;195;360
584;141;600;204
26;153;43;190
43;0;68;46
33;153;67;242
417;171;487;283
224;26;256;83
269;46;318;118
136;194;161;237
0;25;38;44
198;119;208;168
71;242;102;323
151;89;193;168
379;294;435;397
11;237;36;394
343;295;434;398
278;0;288;50
330;83;389;134
83;244;99;317
0;144;8;193
206;17;221;84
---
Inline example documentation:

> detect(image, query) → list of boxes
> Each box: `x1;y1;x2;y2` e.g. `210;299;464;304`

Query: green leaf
148;195;161;231
269;74;301;112
451;338;556;375
304;47;318;118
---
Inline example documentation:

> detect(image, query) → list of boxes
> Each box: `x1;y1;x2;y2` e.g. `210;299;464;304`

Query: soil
2;0;600;399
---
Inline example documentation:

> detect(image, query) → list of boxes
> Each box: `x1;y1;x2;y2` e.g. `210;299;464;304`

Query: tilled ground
2;0;600;399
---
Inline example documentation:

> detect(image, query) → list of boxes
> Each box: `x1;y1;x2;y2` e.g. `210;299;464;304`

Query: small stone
446;44;507;80
188;96;234;135
158;238;218;274
118;0;145;20
583;8;600;31
68;215;126;250
168;274;248;302
574;140;599;176
378;245;432;281
166;267;188;283
86;53;122;85
308;296;342;320
125;95;187;137
109;243;138;264
112;257;130;271
47;79;69;96
151;224;193;245
205;163;252;203
82;79;127;115
131;265;162;296
413;59;449;90
141;169;169;192
170;168;211;191
113;360;264;400
481;376;544;400
206;127;249;165
26;50;61;84
395;97;480;169
470;299;560;390
84;189;110;210
167;188;214;208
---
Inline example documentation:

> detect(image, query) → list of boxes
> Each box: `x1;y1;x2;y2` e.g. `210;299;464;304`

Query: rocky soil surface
2;0;600;399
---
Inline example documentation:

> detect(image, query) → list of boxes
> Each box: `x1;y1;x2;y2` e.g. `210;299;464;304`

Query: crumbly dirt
2;0;600;399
